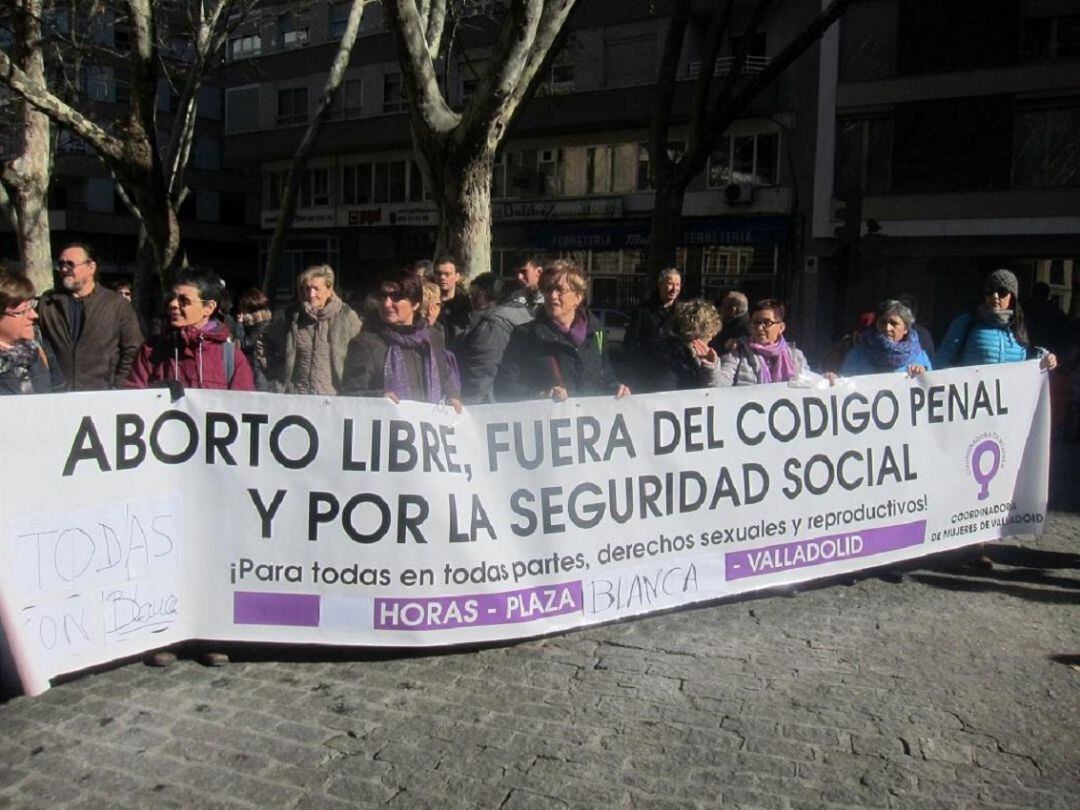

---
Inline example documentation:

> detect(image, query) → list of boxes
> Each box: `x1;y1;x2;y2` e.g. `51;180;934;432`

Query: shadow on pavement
911;571;1080;605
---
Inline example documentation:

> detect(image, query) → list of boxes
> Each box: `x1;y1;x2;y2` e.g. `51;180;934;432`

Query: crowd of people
0;240;1069;413
0;240;1075;660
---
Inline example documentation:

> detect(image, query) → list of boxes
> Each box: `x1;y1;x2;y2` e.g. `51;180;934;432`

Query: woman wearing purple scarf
342;269;462;410
841;299;931;377
717;299;812;387
495;260;630;402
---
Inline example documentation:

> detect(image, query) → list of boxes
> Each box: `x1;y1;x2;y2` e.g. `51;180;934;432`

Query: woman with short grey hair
270;264;363;394
841;299;931;376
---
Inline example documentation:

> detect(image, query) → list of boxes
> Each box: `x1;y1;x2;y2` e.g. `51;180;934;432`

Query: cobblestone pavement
1;485;1077;807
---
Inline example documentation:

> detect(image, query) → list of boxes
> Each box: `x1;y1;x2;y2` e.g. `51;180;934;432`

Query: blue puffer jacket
936;313;1031;368
842;342;932;375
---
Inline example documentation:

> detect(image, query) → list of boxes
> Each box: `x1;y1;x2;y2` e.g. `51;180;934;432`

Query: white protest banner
0;362;1050;695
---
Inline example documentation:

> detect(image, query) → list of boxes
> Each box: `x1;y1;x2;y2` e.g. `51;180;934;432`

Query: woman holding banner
841;299;931;377
0;265;64;395
936;269;1056;572
342;269;462;410
716;299;814;387
494;260;630;402
936;269;1057;372
125;269;255;391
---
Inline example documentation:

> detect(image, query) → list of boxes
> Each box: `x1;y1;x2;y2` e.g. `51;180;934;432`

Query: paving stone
1;504;1078;809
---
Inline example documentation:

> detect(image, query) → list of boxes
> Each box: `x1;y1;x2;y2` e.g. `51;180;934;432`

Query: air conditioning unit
723;182;755;204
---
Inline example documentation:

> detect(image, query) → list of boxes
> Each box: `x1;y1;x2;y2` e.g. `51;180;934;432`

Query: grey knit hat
984;268;1019;296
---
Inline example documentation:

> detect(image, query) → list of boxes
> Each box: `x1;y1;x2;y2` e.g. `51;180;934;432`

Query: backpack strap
224;337;235;384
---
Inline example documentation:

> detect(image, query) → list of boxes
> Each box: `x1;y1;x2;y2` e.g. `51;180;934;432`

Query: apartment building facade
220;0;827;310
808;0;1080;352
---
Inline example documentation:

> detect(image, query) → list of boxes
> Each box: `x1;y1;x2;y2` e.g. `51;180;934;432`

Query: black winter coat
494;313;622;401
341;323;460;402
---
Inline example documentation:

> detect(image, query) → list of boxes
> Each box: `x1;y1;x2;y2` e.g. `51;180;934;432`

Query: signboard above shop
261;197;626;230
528;216;789;251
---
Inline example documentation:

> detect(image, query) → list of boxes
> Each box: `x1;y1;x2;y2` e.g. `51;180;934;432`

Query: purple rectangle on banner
725;520;926;581
234;591;320;627
374;581;583;631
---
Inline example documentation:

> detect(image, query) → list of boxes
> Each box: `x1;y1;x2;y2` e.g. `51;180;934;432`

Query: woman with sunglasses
936;269;1057;371
716;299;813;386
494;260;630;402
342;269;462;410
841;299;932;377
125;268;255;390
0;265;64;395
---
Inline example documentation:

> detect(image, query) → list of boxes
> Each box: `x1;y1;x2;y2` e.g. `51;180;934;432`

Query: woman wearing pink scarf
717;299;811;386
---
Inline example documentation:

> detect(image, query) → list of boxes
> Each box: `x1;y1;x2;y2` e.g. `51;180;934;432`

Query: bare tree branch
262;0;371;291
0;50;125;161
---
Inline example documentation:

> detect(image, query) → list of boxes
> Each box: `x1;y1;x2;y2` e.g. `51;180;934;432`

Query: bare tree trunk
385;0;577;279
646;0;855;272
262;0;370;293
647;182;685;273
0;0;53;293
433;152;494;275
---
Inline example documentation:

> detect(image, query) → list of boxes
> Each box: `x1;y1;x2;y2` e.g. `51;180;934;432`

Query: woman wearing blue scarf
842;300;931;377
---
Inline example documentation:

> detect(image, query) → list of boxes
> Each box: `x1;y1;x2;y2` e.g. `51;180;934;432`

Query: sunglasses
166;294;205;308
377;289;408;302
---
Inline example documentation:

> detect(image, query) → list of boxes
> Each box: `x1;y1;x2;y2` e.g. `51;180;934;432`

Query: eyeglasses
3;300;37;318
750;318;782;328
54;259;91;271
377;289;408;302
986;287;1012;298
542;285;577;296
166;294;204;308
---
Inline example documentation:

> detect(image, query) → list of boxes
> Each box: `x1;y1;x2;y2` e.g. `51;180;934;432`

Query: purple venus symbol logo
971;438;1002;501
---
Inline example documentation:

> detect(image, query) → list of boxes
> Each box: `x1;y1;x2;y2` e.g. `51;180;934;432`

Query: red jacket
125;321;255;391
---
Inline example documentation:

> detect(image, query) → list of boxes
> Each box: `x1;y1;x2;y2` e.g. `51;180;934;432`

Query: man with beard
37;241;143;391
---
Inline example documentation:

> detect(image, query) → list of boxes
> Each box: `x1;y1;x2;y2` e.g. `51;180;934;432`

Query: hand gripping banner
0;362;1050;694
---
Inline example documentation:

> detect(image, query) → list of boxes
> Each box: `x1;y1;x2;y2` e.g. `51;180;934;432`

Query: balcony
687;55;772;80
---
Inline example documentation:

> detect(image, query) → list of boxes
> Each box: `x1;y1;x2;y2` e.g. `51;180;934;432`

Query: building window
372;160;407;203
459;57;488;102
382;73;406;113
328;2;350;39
278;87;308;126
279;13;309;49
1013;105;1080;188
301;167;332;208
225;85;259;132
409;161;428;201
194;137;222;171
228;33;261;60
835;118;891;196
114;67;131;104
636;142;686;191
220;192;247;226
548;51;575;93
265;170;287;209
85;66;112;102
341;163;373;205
537;148;562;196
1021;14;1080;62
358;2;385;35
708;132;781;188
330;79;363;119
